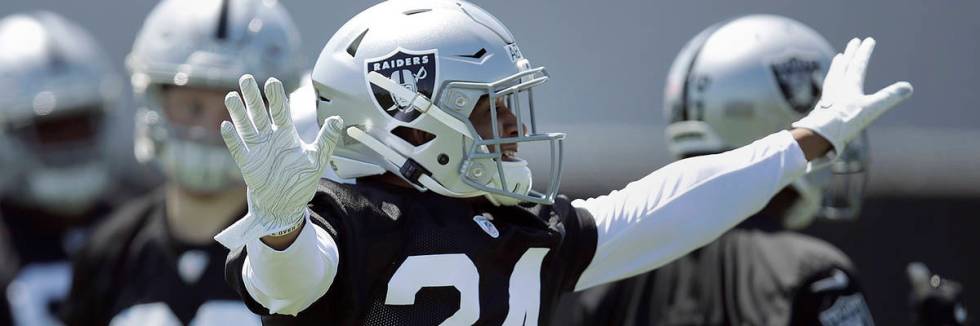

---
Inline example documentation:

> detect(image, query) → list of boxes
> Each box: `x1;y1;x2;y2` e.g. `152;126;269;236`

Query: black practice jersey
62;190;259;325
561;216;872;326
0;201;109;326
226;179;598;325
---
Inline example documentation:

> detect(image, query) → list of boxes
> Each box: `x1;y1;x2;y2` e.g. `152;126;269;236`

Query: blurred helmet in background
0;11;122;214
127;0;303;193
313;0;563;206
662;14;868;229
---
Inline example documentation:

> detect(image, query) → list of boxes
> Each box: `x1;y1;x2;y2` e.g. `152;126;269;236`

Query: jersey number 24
385;248;550;326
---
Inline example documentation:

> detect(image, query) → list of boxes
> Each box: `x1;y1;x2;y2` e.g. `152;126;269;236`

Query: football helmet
313;0;564;205
128;0;303;193
663;15;868;229
0;12;122;213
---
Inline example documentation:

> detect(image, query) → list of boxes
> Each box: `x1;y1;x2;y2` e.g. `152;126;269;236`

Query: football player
214;1;913;324
558;15;879;325
0;12;126;325
60;0;304;324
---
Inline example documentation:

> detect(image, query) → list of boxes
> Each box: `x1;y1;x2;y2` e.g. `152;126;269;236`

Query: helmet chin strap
346;126;478;198
483;159;533;206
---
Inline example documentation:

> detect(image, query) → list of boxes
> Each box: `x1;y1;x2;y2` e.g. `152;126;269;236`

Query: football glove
214;74;343;249
792;37;913;157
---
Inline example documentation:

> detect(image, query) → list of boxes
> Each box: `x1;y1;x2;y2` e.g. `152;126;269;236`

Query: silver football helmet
313;0;564;205
663;15;868;229
128;0;303;193
0;12;122;213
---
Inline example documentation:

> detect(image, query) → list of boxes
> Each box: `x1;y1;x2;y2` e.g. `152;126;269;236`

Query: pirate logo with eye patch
365;48;438;122
771;57;823;114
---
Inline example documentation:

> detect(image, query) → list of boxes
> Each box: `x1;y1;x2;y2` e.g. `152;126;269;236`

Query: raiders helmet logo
771;57;823;114
365;48;438;122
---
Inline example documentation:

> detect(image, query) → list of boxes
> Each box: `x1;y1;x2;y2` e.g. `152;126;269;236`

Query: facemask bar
144;85;229;146
7;104;106;168
444;67;565;204
819;132;869;221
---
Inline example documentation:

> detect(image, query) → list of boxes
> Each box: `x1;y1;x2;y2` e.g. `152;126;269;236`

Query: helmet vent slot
346;29;369;57
214;0;231;40
457;48;487;59
403;8;432;15
391;126;435;146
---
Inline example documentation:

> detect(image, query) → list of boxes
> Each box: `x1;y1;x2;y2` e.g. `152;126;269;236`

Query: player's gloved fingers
240;74;272;134
220;120;248;166
312;116;344;167
841;38;861;72
848;37;876;88
225;91;258;142
265;77;293;132
865;81;913;116
822;53;845;95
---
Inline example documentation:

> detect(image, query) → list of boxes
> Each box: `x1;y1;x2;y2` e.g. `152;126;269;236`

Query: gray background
3;0;978;197
2;1;977;324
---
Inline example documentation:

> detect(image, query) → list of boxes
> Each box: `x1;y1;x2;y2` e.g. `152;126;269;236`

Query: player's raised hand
214;74;343;249
792;37;914;156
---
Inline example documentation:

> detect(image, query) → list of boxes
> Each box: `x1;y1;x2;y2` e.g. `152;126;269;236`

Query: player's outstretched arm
571;37;912;291
214;75;342;315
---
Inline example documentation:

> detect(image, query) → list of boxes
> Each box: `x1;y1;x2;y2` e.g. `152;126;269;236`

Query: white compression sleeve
241;211;339;316
573;130;807;291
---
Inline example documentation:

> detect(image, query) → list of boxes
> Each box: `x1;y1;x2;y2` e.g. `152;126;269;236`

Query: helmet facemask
135;84;244;194
8;105;112;213
818;132;869;221
452;66;565;205
784;132;869;229
348;65;564;206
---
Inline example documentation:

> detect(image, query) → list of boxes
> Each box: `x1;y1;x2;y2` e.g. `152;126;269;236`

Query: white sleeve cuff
242;211;339;316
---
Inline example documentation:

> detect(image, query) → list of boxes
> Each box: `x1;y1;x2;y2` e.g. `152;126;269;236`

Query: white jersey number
384;248;550;326
109;301;260;326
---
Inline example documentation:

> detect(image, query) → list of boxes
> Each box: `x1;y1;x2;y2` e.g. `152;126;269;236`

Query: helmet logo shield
365;48;438;122
771;57;822;114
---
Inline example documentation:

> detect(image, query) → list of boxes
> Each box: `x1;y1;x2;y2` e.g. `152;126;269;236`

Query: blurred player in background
0;11;128;325
559;15;876;325
61;0;304;324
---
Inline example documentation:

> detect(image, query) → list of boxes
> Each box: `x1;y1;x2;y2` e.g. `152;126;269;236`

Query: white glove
792;37;913;157
214;74;343;249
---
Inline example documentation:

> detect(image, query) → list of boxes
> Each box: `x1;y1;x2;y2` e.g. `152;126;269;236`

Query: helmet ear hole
391;126;435;146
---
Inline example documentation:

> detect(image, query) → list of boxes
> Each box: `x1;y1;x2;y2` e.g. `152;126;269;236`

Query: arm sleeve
238;211;340;316
573;130;808;290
